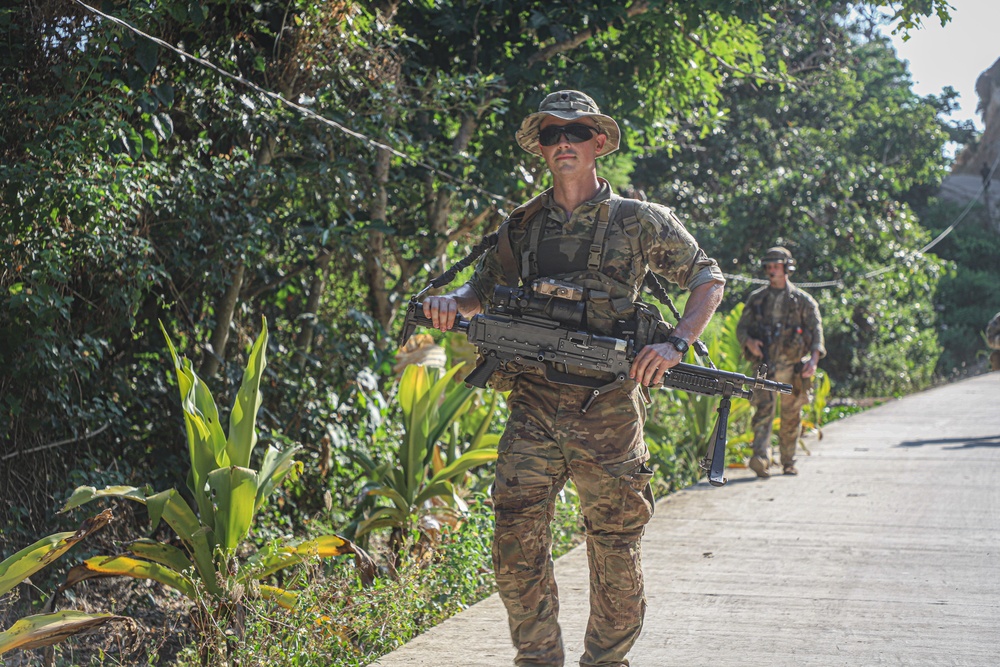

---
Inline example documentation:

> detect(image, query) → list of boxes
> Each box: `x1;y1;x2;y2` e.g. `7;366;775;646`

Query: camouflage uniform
987;311;1000;371
736;281;825;469
466;180;724;666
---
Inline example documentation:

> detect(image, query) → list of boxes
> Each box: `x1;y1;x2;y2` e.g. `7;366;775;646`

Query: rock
951;56;1000;180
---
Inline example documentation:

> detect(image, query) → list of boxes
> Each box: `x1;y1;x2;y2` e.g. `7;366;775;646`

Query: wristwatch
666;335;690;354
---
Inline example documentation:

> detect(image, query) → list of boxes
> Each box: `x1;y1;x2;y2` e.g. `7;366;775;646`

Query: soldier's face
764;261;787;282
538;117;606;176
764;261;785;275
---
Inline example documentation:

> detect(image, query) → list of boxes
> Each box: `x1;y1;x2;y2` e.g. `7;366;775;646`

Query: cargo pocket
493;532;533;616
601;449;654;533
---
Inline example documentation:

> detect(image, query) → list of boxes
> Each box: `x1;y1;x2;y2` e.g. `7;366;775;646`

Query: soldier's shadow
895;434;1000;449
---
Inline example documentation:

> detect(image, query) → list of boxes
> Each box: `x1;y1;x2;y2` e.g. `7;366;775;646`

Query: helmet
761;246;795;273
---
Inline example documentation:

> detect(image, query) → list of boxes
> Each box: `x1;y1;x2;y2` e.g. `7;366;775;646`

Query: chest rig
495;193;656;337
405;193;706;393
752;285;812;360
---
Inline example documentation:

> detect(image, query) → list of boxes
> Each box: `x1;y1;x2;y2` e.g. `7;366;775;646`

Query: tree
631;1;951;396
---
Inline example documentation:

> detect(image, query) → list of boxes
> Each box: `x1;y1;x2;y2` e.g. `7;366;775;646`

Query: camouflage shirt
468;180;724;334
736;281;826;363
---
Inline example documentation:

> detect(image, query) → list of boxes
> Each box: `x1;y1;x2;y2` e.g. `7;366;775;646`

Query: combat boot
748;456;770;478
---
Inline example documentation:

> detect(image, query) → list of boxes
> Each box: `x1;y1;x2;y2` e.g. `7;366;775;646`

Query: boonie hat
515;90;621;157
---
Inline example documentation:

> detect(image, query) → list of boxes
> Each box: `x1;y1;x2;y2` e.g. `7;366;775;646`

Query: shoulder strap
495;193;546;288
587;199;614;271
495;219;520;287
512;193;548;285
617;199;644;266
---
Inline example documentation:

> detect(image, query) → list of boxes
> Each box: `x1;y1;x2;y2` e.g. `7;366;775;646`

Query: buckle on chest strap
587;202;612;271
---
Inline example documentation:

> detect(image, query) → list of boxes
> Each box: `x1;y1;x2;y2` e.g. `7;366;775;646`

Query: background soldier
987;311;1000;371
421;90;725;667
736;247;825;477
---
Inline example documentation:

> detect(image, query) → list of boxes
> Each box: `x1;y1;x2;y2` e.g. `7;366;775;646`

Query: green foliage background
2;3;998;656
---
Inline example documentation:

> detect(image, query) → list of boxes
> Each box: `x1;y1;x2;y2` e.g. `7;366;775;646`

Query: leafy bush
58;319;375;663
348;363;498;563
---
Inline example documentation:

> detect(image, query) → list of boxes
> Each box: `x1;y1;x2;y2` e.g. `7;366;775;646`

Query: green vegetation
349;362;498;563
3;0;996;664
0;511;125;656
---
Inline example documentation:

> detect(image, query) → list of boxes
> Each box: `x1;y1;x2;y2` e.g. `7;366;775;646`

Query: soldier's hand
631;343;682;387
800;358;818;378
745;338;764;358
422;295;459;331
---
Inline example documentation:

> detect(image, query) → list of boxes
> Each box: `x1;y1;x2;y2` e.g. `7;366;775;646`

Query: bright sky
889;0;1000;130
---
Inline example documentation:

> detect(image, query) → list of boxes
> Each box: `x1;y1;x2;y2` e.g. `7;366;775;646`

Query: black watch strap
666;335;689;354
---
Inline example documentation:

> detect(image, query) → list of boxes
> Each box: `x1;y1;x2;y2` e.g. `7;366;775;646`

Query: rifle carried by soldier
399;280;791;487
749;299;780;373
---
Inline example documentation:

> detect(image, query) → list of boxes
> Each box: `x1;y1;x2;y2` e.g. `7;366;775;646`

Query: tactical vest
749;285;814;362
495;192;651;337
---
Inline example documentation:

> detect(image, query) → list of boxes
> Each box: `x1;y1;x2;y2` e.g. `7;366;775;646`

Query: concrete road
373;373;1000;666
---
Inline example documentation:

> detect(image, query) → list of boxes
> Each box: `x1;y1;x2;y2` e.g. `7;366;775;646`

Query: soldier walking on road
986;311;1000;371
736;247;825;477
421;90;725;667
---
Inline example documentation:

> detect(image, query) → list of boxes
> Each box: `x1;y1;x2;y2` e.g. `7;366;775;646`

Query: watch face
669;336;688;353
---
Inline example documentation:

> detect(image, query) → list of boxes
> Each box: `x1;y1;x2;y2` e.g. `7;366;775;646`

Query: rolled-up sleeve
639;202;725;291
801;292;826;357
467;247;505;312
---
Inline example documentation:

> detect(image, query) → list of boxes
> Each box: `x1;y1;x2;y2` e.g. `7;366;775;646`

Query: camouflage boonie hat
516;90;621;157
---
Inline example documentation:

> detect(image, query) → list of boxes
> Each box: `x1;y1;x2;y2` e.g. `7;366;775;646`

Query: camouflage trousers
750;359;811;467
492;373;655;667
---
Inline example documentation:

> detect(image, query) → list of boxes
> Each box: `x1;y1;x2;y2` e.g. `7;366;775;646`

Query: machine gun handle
398;300;470;348
464;354;500;388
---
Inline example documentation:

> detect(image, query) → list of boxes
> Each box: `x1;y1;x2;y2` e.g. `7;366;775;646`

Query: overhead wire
72;0;996;292
70;0;519;207
724;149;1000;290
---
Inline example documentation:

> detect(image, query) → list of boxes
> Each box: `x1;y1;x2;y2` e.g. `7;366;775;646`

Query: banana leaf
62;555;197;600
227;316;267;468
207;466;258;554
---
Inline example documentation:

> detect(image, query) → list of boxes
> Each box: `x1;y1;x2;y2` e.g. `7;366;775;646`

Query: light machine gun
399;285;791;487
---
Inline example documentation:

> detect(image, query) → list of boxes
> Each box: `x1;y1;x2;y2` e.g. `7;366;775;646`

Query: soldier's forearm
674;280;724;343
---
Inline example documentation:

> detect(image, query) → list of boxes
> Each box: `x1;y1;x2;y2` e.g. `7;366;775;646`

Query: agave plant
57;319;374;624
351;362;499;560
0;510;126;656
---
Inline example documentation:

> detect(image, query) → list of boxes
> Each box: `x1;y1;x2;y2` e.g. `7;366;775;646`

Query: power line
725;149;1000;290
71;0;518;207
72;0;995;291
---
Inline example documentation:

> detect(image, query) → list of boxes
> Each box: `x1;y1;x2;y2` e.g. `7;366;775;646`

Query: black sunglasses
538;123;598;147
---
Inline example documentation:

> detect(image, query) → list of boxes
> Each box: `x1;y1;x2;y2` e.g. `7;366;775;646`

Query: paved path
374;373;1000;666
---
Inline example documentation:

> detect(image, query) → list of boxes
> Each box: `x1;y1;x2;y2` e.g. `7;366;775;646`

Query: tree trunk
367;146;393;331
294;253;333;370
199;261;245;379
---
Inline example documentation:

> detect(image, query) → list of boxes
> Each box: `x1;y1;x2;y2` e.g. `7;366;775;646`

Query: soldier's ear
594;133;607;153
